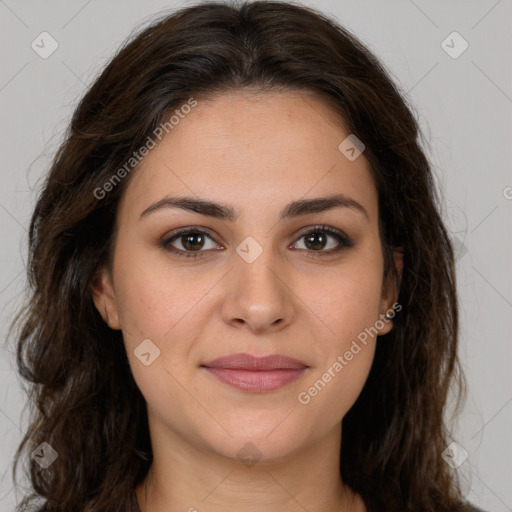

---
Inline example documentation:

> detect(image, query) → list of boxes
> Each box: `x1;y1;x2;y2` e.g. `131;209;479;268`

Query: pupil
306;232;325;250
183;233;203;251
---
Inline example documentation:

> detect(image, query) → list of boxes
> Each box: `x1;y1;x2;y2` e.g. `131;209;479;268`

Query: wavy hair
9;1;471;510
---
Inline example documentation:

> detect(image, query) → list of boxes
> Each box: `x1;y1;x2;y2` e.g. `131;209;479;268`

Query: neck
135;419;365;512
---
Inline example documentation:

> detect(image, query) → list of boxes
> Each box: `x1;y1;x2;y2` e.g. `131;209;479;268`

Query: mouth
200;353;309;393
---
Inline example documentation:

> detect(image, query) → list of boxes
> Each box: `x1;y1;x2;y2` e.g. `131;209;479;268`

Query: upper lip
201;353;308;370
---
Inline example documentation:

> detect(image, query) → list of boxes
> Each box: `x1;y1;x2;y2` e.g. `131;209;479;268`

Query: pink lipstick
201;353;308;392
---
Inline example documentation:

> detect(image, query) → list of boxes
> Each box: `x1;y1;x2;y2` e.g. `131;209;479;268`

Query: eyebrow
139;193;369;222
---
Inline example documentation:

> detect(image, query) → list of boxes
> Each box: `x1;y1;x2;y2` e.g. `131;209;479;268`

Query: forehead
117;90;378;225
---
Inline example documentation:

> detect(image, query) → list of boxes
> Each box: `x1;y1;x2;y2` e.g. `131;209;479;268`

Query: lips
201;353;309;392
203;353;308;371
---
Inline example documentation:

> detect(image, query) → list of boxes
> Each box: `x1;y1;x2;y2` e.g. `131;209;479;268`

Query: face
93;90;402;463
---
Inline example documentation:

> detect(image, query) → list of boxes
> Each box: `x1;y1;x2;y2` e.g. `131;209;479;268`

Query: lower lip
203;367;307;392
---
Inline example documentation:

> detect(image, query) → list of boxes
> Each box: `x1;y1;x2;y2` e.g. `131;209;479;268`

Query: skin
92;89;403;512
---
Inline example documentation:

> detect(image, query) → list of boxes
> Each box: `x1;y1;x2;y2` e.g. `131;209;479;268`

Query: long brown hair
9;1;471;510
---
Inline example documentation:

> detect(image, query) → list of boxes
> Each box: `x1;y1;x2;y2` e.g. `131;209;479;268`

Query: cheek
294;261;382;424
112;256;215;387
113;247;205;343
112;267;193;414
295;277;381;429
308;255;384;345
296;341;376;436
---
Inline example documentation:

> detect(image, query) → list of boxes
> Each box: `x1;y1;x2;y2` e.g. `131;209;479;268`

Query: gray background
1;0;511;510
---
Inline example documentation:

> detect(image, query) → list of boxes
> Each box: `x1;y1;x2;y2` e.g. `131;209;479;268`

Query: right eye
161;228;222;259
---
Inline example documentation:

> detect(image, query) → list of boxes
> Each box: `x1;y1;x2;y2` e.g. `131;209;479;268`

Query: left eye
292;228;348;252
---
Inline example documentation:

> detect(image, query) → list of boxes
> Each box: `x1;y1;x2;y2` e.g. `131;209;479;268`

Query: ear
377;246;404;336
91;265;121;330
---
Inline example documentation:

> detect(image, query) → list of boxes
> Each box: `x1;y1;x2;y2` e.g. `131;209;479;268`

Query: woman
10;1;484;510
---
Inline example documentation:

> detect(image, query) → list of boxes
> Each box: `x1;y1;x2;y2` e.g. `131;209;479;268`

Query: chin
197;412;318;464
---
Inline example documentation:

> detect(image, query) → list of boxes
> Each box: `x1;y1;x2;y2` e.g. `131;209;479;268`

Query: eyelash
161;224;354;260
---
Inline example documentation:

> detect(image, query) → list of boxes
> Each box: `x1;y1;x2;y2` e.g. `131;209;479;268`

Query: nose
221;248;296;335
